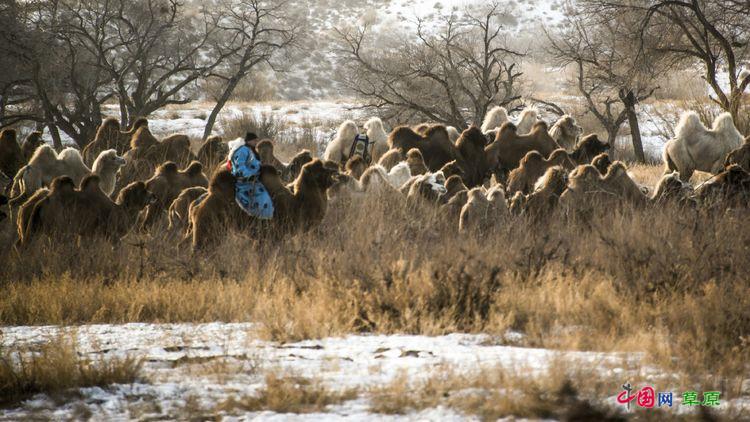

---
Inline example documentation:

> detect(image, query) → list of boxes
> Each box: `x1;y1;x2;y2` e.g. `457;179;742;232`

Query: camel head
118;181;156;210
297;159;340;192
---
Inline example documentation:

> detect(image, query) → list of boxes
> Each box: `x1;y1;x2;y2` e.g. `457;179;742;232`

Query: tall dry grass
218;371;358;414
0;335;143;406
0;165;748;395
220;111;285;141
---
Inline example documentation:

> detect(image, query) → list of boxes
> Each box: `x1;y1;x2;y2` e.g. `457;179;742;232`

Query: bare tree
57;0;228;128
547;5;662;161
0;2;45;136
202;0;298;139
585;0;750;127
0;0;116;149
333;2;524;129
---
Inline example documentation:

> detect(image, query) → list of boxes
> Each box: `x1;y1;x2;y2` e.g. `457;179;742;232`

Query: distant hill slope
275;0;568;99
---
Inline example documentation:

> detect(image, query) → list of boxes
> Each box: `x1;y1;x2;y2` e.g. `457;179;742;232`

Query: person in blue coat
229;132;274;219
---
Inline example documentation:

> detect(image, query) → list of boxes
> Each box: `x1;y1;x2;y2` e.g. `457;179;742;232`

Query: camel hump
157;161;179;175
59;148;86;167
674;112;704;139
29;145;57;164
184;161;203;176
80;174;102;192
712;112;737;132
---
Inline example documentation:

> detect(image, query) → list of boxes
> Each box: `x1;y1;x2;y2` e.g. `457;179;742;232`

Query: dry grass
0;335;144;407
218;371;358;414
0;164;748;397
220;110;285;141
368;361;739;420
369;363;624;419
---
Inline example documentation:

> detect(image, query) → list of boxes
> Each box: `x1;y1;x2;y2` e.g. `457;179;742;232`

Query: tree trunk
619;89;645;163
606;126;620;160
48;123;62;152
625;106;645;162
45;110;63;152
203;77;241;140
119;97;129;129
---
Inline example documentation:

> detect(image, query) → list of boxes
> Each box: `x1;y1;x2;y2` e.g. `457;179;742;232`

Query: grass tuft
0;335;144;407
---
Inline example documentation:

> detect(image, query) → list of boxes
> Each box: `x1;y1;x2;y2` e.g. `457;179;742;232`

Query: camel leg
679;168;694;182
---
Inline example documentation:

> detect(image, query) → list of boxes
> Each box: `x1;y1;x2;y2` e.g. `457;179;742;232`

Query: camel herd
1;106;749;251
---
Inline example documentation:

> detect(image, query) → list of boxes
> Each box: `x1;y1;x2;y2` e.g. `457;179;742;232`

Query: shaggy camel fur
591;153;613;175
261;159;339;237
345;155;367;180
596;162;648;206
724;137;750;172
482;107;539;137
560;162;648;212
393;126;497;188
355;163;411;192
19;175;153;245
17;176;77;244
197;135;229;173
506;149;574;195
377;149;404;171
257;139;285;171
10;146;121;205
168;186;208;233
651;172;694;206
693;164;750;207
549;115;583;151
404;172;447;207
439;160;464;180
115;128;198;197
188;170;241;250
0;129;23;184
363;117;390;162
188;159;339;250
91;149;127;196
282;149;314;183
406;149;429;176
82;117;147;165
441;188;469;222
142;134;197;165
21;132;44;162
459;185;508;233
323;120;359;164
486;122;561;177
327;162;405;201
439;175;468;204
481;106;510;133
663;112;744;181
453;126;495;187
141;161;208;228
568;134;610;165
510;166;568;220
388;125;456;171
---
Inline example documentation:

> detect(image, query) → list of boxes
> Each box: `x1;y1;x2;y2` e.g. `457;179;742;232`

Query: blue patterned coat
230;145;274;219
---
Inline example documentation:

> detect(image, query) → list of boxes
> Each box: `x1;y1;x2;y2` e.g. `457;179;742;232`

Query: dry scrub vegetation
0;335;143;406
218;371;358;414
0;165;749;399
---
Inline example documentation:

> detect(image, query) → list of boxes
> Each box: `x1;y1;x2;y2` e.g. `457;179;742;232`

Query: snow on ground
32;97;679;164
0;322;650;420
36;100;368;149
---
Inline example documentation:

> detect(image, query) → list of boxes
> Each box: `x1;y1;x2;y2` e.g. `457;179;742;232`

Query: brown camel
140;161;208;228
